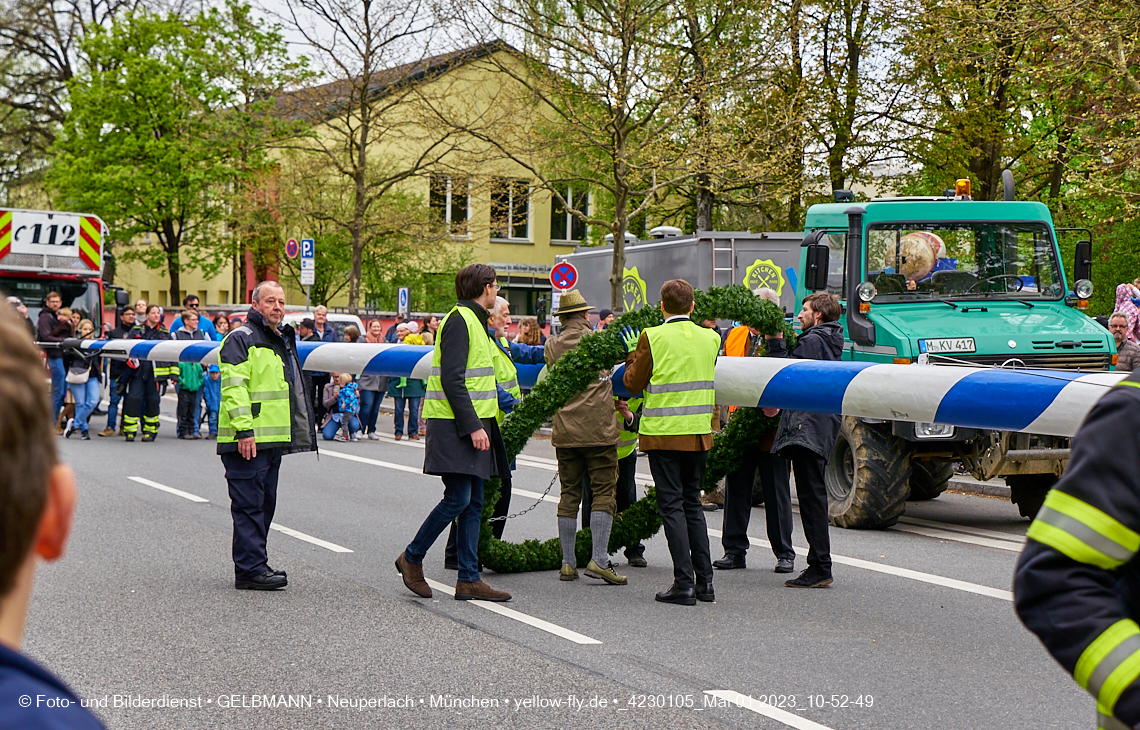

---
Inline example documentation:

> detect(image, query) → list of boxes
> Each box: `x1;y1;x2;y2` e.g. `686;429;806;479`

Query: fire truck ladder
712;237;736;288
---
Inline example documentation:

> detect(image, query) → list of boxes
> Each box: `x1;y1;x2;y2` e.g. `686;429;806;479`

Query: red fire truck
0;208;112;329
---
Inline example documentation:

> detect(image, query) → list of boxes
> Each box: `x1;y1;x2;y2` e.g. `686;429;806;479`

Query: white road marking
270;524;354;553
707;527;1013;601
319;448;424;474
512;488;560;506
424;578;601;645
128;476;209;503
896;515;1026;544
324;442;1015;600
703;690;834;730
889;524;1022;552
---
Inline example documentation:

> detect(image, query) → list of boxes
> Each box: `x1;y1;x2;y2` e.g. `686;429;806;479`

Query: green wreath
479;284;796;573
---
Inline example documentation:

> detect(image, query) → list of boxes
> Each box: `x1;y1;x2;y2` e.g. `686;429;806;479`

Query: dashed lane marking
424;578;601;645
271;524;354;553
703;691;834;730
319;448;423;474
889;523;1021;552
128;476;209;503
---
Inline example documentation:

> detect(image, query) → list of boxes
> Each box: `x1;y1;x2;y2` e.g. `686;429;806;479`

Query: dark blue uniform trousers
222;447;282;580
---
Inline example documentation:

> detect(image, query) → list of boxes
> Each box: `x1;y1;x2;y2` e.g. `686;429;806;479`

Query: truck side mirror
114;289;129;307
1074;240;1092;283
805;243;830;291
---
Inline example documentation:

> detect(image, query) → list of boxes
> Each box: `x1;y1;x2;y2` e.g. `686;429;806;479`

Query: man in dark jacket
397;265;511;602
309;305;338;423
36;291;68;428
99;307;136;436
217;281;317;591
121;305;175;442
766;292;844;588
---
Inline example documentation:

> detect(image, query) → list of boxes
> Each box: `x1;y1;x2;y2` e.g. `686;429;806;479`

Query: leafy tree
48;2;306;305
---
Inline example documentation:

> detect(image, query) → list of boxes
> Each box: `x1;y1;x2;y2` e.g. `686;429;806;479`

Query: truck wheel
824;417;912;529
909;461;955;501
1007;474;1057;519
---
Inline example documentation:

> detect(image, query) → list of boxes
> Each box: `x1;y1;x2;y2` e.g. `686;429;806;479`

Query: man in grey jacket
766;292;844;588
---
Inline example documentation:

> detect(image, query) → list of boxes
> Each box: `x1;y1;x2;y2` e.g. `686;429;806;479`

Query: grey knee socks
558;516;577;566
590;511;613;566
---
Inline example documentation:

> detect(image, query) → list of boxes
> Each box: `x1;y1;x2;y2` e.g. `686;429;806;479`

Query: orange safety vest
724;325;754;415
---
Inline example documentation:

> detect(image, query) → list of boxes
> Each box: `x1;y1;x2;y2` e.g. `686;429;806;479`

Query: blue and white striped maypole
70;338;1123;437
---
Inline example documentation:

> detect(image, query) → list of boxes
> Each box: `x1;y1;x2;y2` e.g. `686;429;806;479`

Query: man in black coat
396;264;511;603
766;292;844;588
36;291;68;428
99;307;136;436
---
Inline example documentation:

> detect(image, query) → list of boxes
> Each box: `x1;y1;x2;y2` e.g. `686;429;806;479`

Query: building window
218;290;229;304
430;174;469;236
550;185;588;243
491;178;530;241
197;290;208;306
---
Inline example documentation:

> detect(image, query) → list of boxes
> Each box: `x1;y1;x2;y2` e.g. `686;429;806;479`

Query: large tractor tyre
824;417;912;529
909;461;955;501
1007;474;1058;520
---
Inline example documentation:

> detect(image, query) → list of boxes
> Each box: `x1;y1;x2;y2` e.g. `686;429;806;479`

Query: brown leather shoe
395;552;431;598
455;580;511;602
394;433;402;441
409;433;420;441
98;428;116;437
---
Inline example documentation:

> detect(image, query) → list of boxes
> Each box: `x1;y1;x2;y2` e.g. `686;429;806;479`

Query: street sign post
550;262;578;290
397;287;410;317
300;238;315;307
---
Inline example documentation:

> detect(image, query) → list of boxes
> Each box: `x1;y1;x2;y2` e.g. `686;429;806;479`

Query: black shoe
696;582;715;603
235;570;288;590
125;434;136;442
626;554;648;568
79;431;90;441
655;584;696;606
712;554;746;570
775;558;795;573
92;408;106;416
141;433;156;442
268;567;287;578
785;569;834;588
177;434;190;439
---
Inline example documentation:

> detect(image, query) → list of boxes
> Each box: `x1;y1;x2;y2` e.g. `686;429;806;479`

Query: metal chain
487;473;558;522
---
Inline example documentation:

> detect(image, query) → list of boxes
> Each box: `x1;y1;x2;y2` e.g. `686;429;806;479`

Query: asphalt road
23;401;1089;729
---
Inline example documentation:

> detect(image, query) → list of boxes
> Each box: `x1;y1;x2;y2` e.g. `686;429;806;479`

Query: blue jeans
394;396;421;436
68;378;101;434
106;384;122;432
48;357;67;421
406;473;484;583
359;389;383;435
322;414;361;440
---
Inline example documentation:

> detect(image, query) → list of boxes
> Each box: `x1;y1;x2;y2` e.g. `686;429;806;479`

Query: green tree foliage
48;2;305;305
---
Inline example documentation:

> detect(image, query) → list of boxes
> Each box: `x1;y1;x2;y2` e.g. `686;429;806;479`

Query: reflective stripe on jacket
616;395;643;459
423;306;497;420
493;335;522;425
640;318;719;437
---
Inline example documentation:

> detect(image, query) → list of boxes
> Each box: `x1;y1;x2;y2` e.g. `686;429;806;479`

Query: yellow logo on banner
743;259;785;296
623;266;648;311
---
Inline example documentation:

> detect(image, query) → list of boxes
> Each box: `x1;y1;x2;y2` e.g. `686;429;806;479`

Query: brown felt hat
553;289;595;315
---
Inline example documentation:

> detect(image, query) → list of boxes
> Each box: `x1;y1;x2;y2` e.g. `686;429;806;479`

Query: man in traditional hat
545;289;627;585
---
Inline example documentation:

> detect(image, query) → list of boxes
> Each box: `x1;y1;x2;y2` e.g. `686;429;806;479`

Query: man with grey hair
218;280;316;590
1109;312;1140;372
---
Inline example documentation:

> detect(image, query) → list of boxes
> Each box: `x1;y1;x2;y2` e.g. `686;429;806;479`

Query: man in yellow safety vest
622;279;721;605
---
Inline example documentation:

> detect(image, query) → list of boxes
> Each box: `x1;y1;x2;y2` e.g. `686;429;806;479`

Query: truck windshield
0;277;102;332
866;222;1064;302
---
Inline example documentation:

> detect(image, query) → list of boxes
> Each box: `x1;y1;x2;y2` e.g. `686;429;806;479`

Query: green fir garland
478;285;796;573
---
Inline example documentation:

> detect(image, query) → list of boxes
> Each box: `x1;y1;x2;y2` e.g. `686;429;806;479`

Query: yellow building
112;42;590;316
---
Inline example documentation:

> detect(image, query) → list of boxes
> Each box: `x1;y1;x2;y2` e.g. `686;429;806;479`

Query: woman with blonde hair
63;318;101;439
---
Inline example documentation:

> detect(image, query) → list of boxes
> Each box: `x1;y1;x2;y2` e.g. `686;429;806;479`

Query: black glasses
188;302;200;308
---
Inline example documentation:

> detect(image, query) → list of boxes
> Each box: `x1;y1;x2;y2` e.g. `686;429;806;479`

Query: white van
282;311;366;341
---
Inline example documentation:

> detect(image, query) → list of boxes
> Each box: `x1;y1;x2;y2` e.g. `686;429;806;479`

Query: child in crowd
336;372;361;442
201;364;221;438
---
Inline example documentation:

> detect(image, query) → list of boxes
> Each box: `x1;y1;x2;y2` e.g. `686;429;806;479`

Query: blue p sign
301;238;315;259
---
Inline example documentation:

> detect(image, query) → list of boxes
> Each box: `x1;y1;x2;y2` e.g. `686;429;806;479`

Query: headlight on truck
857;281;877;302
914;422;955;439
1074;279;1093;299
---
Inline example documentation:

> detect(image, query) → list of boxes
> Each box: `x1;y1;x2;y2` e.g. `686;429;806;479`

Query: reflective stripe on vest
640;319;720;437
616;396;643;459
493;336;522;425
423;306;498;420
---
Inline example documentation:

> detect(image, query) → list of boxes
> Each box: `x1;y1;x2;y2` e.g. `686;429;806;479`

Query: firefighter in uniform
1015;369;1140;730
622;278;721;605
121;304;174;442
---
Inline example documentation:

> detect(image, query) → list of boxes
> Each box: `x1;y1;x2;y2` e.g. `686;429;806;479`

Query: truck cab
797;185;1105;527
